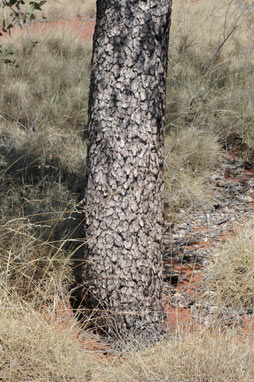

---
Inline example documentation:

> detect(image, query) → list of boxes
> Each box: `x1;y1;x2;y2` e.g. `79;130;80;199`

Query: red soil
23;18;95;40
0;17;95;41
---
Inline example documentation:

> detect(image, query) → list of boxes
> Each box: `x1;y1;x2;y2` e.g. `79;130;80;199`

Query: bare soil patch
1;17;95;41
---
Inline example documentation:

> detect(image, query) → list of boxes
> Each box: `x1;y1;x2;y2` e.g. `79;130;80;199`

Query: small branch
202;24;238;77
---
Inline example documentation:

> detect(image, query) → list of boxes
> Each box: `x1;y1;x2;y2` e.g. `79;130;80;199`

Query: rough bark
83;0;172;339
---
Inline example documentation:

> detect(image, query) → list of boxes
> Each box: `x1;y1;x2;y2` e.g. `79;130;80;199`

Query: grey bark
83;0;172;339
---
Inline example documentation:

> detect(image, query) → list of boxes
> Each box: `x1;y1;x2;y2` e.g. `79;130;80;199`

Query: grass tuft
168;0;254;156
0;218;74;308
0;28;92;131
0;300;99;382
164;127;223;220
202;219;254;312
104;329;254;382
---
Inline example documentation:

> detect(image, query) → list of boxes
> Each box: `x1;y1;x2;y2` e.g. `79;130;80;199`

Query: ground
2;11;254;360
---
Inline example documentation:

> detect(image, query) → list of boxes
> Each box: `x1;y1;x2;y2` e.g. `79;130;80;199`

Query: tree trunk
83;0;172;340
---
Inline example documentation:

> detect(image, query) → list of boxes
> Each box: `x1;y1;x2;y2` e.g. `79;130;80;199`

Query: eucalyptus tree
83;0;173;340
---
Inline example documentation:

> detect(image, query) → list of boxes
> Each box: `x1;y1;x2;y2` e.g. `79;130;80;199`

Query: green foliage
0;0;46;34
0;0;46;64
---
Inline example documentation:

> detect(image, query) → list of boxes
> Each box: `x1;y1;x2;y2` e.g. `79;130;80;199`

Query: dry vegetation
202;218;254;312
164;127;222;219
0;300;100;382
1;0;254;380
0;0;96;23
2;304;254;382
162;0;254;218
108;331;254;382
38;0;97;20
0;29;92;131
167;0;254;158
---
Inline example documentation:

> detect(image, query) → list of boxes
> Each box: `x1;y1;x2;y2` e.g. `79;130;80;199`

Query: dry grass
39;0;96;21
167;0;254;157
2;304;254;382
0;28;89;226
0;300;99;382
1;121;87;175
108;329;254;382
0;217;95;382
0;0;96;24
0;28;92;131
6;217;254;382
202;219;254;312
1;0;254;380
0;218;74;307
164;127;223;220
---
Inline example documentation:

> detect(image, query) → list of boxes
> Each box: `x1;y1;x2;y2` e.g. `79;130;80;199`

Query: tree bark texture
83;0;172;339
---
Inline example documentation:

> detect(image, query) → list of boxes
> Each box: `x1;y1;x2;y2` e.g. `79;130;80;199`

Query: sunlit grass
0;1;254;380
0;28;92;131
202;218;254;312
168;0;254;157
0;0;96;24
